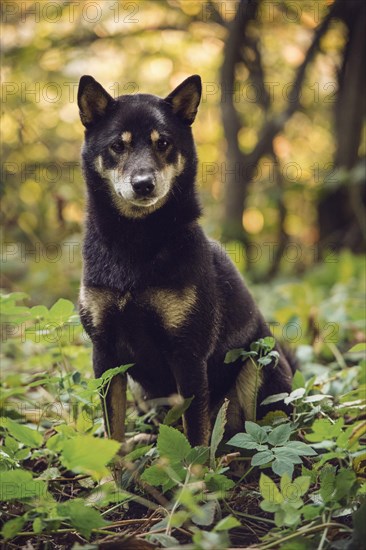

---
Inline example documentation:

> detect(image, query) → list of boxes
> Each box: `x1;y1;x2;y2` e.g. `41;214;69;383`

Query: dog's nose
131;174;155;197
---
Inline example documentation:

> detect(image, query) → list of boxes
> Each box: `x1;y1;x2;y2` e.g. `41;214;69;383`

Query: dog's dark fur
77;74;294;446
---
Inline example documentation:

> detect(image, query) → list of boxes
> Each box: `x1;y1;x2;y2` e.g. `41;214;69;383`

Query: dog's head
78;75;201;218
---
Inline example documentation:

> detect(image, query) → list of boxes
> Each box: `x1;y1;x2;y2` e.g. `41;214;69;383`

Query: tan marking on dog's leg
105;374;128;484
225;390;245;434
106;374;127;443
150;129;160;142
148;286;197;329
236;360;263;421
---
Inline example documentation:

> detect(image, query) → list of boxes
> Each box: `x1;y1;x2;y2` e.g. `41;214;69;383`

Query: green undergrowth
0;258;365;549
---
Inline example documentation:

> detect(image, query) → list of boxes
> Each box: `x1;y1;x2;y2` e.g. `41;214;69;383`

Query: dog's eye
156;138;169;152
110;141;124;154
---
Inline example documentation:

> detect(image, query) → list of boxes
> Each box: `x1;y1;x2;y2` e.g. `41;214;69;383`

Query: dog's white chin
128;197;160;208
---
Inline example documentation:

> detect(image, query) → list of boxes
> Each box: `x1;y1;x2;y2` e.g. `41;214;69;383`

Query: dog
77;74;294;447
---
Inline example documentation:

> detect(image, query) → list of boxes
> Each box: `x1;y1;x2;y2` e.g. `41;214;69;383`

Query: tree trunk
318;2;366;253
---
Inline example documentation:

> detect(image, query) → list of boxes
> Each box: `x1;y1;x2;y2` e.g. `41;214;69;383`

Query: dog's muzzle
131;171;156;198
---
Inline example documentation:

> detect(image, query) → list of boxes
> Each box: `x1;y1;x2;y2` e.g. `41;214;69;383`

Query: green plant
1;291;365;548
140;402;240;547
225;336;280;421
259;473;311;527
227;420;316;477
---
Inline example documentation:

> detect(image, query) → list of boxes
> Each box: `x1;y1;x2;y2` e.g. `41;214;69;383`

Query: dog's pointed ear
78;75;114;127
165;75;202;125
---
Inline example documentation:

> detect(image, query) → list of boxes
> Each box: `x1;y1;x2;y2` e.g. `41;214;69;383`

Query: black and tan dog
77;75;294;447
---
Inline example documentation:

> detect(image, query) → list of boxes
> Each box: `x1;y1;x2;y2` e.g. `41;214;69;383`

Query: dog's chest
79;284;197;332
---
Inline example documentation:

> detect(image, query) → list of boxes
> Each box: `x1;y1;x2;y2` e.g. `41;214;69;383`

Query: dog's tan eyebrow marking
150;130;160;142
121;131;132;143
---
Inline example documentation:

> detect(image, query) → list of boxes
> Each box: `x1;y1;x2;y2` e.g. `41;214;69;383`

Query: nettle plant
139;400;240;548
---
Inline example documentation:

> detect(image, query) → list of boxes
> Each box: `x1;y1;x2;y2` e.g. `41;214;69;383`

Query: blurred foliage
2;0;364;303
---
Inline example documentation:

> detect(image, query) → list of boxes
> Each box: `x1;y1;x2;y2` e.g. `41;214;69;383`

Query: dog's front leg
93;343;127;444
172;362;211;447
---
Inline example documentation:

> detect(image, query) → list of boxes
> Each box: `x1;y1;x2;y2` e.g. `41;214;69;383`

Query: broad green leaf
32;517;43;534
186;445;209;465
214;515;241;531
261;336;276;350
252;450;274;466
164;396;194;426
284;388;306;404
272;458;294;477
260;393;289;406
205;473;235;493
4;435;19;454
224;348;245;363
30;305;49;319
259;473;283;504
302;504;323;520
59;499;109;538
157;425;191;463
245;421;268;444
320;465;336;503
0;470;47;501
274;509;286;527
348;343;366;352
0;292;29;304
60;435;121;479
334;469;357;501
192;501;217;526
283;504;301;526
273;448;303;464
286;441;317;456
292;370;306;390
210;399;228;468
1;417;43;447
280;473;292;494
268;423;292;446
306;418;344;443
99;364;133;384
140;464;175;488
260;499;279;513
258;355;274;367
226;432;266;450
48;298;75;323
1;516;26;540
281;474;310;499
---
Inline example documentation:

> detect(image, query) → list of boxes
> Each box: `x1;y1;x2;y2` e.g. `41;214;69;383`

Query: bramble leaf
158;425;191;463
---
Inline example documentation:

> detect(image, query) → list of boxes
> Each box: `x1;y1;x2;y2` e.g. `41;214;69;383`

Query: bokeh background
1;0;365;350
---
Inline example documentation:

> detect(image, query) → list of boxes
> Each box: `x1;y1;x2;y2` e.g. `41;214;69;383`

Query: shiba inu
77;74;294;447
